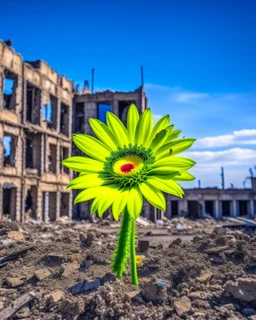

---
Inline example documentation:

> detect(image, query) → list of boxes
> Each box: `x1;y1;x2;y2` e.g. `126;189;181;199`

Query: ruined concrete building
0;41;73;222
1;40;256;223
151;181;256;222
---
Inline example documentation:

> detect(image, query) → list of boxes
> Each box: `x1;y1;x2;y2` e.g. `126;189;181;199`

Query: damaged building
0;40;256;223
0;41;73;222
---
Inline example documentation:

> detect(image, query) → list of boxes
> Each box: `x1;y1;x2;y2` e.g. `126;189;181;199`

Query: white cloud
195;129;256;148
174;92;208;103
184;148;256;167
181;148;256;188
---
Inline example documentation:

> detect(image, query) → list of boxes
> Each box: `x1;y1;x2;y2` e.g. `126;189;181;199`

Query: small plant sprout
62;104;196;285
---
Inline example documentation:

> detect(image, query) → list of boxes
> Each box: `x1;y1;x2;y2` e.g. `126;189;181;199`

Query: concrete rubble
0;220;254;319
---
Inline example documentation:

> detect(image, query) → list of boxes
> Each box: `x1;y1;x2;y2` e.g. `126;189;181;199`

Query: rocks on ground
0;221;255;319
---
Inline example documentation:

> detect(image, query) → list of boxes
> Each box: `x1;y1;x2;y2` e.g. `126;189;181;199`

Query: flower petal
67;174;113;189
155;139;196;159
145;114;170;147
89;118;119;151
165;130;182;143
149;129;169;152
151;156;196;170
167;138;196;156
139;181;166;211
62;156;106;173
146;176;184;198
126;186;143;219
74;186;103;204
112;188;129;221
173;171;196;181
96;186;121;217
135;108;153;146
127;104;139;144
148;167;181;175
73;134;110;162
106;112;130;146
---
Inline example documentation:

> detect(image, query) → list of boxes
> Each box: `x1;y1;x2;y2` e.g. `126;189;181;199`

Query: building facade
0;41;73;222
1;40;256;223
148;182;256;222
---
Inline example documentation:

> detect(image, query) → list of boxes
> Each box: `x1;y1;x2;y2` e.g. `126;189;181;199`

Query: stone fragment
34;268;51;281
205;246;229;254
0;291;36;320
45;290;65;308
60;262;79;278
15;306;30;318
225;278;256;302
173;296;191;316
101;272;116;284
188;291;209;300
242;308;256;317
6;277;24;288
80;232;94;247
196;271;213;284
141;279;167;302
68;279;101;295
59;297;84;318
215;235;228;246
44;253;65;267
7;231;25;242
138;240;149;252
125;290;140;301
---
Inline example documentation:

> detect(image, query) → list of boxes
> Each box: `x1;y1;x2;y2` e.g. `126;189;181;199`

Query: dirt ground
0;220;256;320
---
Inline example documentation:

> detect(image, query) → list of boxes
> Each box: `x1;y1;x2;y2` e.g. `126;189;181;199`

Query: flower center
120;163;136;173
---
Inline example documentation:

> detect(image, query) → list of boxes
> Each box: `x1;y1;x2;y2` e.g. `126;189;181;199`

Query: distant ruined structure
0;40;255;222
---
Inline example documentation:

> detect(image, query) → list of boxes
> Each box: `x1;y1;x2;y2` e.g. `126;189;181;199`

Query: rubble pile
162;216;223;235
0;221;256;319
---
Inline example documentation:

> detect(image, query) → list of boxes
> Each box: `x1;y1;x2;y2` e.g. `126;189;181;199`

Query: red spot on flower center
120;163;136;173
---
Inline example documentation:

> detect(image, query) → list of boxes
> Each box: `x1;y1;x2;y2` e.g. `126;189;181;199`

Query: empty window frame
42;95;58;129
60;103;70;136
3;133;17;167
3;186;16;220
26;83;41;124
60;146;69;174
3;69;17;110
25;132;41;171
97;103;111;124
48;144;57;173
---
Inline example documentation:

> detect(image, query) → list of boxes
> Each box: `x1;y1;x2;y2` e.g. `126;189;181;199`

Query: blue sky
1;0;256;188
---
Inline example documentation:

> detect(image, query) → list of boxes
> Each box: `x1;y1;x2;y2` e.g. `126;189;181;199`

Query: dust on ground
0;219;256;319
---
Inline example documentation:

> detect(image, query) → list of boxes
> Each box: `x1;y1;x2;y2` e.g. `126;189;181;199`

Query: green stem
112;207;131;278
130;219;139;286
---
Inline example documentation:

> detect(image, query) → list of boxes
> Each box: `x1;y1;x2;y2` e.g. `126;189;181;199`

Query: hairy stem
111;207;131;278
130;219;138;285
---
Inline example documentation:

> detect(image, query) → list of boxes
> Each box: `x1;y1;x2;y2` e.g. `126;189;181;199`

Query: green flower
63;104;196;220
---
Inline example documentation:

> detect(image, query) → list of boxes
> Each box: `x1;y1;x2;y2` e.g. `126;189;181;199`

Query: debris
68;279;101;295
34;268;51;281
205;246;229;254
0;246;34;265
5;277;24;288
138;240;149;252
60;262;79;278
196;271;213;284
174;296;192;316
225;278;256;302
125;290;141;301
7;231;25;242
0;291;36;320
45;290;65;309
